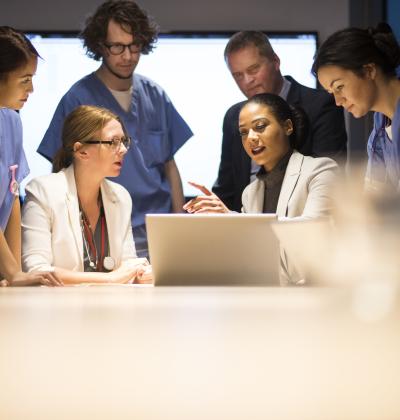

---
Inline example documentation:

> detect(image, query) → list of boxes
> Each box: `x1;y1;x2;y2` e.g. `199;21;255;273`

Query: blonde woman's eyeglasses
83;137;131;151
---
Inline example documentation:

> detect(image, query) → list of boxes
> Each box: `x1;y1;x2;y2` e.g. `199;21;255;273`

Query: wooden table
0;285;399;420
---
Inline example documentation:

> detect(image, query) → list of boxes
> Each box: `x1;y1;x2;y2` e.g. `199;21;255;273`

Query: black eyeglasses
83;137;131;151
103;42;141;55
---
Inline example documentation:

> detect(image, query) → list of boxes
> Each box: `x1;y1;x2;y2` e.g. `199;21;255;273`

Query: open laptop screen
146;213;279;286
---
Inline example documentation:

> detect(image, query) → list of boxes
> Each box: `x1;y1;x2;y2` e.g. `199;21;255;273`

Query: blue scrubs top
0;109;29;230
367;102;400;191
37;73;193;256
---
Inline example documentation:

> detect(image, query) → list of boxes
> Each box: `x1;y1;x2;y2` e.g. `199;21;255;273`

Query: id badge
9;164;19;196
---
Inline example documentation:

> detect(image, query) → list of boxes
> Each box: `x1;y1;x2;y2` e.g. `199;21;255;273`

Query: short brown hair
80;0;159;61
52;105;126;172
224;31;275;62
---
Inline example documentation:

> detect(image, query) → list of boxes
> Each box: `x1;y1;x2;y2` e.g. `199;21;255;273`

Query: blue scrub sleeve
37;94;81;162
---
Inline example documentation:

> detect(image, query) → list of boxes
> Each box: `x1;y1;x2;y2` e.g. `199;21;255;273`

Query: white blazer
22;164;138;272
241;151;338;285
242;151;338;219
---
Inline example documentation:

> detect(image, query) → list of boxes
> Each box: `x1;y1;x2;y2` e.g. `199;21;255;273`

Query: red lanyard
81;203;107;271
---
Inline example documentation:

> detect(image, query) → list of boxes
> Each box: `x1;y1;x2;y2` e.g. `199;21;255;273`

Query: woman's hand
107;262;153;285
135;265;153;284
183;182;230;214
10;271;64;287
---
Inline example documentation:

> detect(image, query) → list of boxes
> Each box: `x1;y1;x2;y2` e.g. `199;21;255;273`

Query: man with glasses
37;0;193;258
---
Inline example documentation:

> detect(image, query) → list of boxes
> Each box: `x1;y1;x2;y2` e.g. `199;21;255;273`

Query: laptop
146;213;279;286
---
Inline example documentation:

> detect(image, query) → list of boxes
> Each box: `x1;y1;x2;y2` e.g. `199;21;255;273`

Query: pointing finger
188;181;212;196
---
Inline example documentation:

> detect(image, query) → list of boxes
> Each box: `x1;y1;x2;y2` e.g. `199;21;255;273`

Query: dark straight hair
312;23;400;78
0;26;40;81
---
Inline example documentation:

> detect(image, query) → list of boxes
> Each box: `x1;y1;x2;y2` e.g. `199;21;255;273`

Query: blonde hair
52;105;125;172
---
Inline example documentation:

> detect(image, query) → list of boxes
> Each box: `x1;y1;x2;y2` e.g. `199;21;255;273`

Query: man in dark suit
212;31;347;211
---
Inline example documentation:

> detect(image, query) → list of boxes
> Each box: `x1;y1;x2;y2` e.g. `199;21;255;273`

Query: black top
256;150;292;213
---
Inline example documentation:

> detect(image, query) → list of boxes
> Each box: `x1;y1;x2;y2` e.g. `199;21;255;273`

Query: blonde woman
22;105;151;284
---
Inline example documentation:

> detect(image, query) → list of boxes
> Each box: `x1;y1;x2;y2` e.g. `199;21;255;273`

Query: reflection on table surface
0;285;399;420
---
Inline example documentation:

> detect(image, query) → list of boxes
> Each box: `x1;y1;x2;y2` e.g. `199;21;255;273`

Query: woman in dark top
184;93;338;220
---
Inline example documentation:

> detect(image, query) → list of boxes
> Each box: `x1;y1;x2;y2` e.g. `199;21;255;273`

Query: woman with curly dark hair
37;1;193;259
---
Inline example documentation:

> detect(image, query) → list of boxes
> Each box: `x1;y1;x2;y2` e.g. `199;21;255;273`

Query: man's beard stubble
103;59;134;80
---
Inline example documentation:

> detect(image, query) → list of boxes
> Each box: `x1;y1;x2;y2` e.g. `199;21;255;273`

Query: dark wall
0;0;349;43
387;0;400;42
2;0;390;161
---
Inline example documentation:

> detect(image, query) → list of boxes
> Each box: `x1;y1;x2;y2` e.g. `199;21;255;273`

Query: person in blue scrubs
0;27;61;286
313;23;400;191
37;0;193;258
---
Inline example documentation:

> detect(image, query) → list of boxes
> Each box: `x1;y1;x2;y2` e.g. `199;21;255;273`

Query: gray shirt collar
279;76;291;101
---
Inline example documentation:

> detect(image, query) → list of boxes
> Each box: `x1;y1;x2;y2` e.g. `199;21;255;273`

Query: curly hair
0;26;40;81
80;0;159;61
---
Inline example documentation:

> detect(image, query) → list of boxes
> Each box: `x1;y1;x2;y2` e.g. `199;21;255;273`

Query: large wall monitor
21;32;317;196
